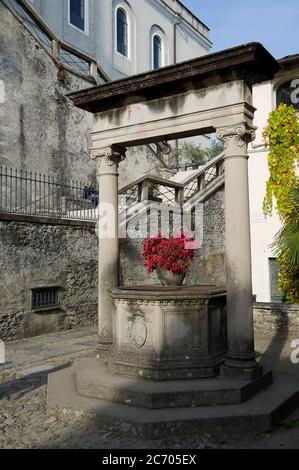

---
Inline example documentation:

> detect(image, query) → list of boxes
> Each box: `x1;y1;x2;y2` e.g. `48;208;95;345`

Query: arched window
117;8;128;57
153;35;162;70
276;80;299;111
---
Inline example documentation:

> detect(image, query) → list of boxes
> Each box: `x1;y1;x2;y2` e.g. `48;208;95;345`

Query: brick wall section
0;217;98;340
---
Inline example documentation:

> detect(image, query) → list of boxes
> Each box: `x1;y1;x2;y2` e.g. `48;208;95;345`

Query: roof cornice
68;43;280;114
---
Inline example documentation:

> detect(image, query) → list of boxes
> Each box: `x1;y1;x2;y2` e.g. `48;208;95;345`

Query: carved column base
96;339;113;361
221;356;263;381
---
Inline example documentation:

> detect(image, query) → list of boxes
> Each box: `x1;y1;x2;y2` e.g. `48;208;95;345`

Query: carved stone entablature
91;146;127;175
114;298;209;307
216;124;256;154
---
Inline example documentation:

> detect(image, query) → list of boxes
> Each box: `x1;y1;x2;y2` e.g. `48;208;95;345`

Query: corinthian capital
216;124;256;154
91;146;127;175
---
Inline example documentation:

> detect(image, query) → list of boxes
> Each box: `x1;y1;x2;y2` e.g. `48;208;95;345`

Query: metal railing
183;153;225;203
0;154;225;222
2;0;171;173
170;162;205;172
0;167;98;221
118;153;225;211
2;0;109;84
119;175;185;213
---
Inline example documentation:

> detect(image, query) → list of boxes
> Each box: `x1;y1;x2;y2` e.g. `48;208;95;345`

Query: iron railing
0;155;225;222
118;154;225;212
2;0;171;170
119;175;185;213
170;162;205;172
2;0;109;84
183;153;225;203
0;167;98;221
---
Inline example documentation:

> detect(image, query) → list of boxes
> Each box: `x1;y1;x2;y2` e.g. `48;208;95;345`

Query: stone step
75;357;273;409
47;366;299;440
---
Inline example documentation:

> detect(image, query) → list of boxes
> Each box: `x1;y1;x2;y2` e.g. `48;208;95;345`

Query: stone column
91;145;126;358
216;124;262;380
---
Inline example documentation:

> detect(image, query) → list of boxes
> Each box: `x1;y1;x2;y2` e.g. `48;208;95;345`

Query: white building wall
31;0;211;80
249;69;299;302
249;81;281;302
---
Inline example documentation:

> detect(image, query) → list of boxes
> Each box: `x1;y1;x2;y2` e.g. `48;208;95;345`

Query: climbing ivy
263;103;299;303
263;103;299;220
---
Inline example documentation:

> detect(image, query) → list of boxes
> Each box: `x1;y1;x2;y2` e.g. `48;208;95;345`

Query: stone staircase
118;152;225;230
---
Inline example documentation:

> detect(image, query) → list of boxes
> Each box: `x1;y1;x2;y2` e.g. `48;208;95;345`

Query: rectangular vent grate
32;287;60;310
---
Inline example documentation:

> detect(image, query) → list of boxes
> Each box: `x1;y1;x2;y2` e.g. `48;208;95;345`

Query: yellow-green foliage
279;264;299;304
263;103;299;303
263;103;299;220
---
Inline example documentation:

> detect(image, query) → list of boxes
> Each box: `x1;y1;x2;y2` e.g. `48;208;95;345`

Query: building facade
249;54;299;303
0;0;212;183
29;0;212;79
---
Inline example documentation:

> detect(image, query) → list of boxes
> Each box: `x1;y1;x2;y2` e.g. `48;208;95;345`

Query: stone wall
254;303;299;334
0;2;96;182
188;187;226;287
0;216;98;340
2;207;298;342
0;2;166;188
120;187;226;287
0;186;226;340
0;2;225;341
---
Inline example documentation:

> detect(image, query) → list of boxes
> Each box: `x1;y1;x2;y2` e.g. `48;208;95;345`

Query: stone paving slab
3;327;97;371
0;325;299;448
18;364;58;377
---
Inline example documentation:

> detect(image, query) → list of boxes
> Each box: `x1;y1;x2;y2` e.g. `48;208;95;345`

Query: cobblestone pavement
1;327;299;449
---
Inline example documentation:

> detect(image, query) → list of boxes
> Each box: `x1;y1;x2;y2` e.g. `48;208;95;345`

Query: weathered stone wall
0;217;98;340
0;3;166;188
188;188;226;287
254;303;299;334
0;2;226;341
120;187;226;287
0;2;96;182
0;186;226;340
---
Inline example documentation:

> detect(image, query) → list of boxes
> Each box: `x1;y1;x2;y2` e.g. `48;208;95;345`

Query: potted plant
142;232;199;286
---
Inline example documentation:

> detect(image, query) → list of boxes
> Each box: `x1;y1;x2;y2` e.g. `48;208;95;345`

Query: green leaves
263;105;299;303
263;103;299;221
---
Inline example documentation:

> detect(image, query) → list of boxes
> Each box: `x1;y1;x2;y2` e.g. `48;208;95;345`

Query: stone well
47;44;299;438
108;286;227;380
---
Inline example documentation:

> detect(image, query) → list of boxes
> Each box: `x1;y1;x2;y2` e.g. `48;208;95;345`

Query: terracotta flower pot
156;266;186;287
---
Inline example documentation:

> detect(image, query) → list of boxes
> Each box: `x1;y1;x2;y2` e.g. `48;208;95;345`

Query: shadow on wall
255;305;293;375
0;362;71;400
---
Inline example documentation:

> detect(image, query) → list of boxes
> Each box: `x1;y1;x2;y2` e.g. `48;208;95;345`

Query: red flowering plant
143;232;200;275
